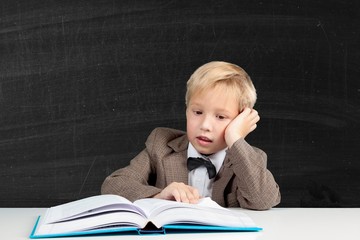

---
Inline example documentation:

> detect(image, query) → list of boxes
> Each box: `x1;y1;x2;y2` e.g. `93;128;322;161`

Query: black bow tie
187;157;216;179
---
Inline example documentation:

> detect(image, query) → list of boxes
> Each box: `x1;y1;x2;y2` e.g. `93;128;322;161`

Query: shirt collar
187;143;226;173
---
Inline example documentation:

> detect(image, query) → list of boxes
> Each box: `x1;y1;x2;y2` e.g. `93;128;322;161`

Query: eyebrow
189;103;234;115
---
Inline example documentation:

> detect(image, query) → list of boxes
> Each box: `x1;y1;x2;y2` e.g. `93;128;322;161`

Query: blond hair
185;61;257;111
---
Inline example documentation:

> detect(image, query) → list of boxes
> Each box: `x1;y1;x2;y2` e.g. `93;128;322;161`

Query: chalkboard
0;0;359;207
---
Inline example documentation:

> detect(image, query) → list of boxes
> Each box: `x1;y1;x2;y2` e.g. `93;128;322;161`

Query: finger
249;110;260;123
179;189;190;203
187;188;200;204
251;123;258;132
241;107;251;116
191;187;200;200
251;114;260;125
250;109;258;115
248;109;258;118
171;189;182;202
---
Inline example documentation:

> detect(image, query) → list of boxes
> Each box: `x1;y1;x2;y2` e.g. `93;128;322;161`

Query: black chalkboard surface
0;0;359;207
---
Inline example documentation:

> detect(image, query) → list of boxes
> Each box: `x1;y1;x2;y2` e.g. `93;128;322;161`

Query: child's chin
194;146;214;155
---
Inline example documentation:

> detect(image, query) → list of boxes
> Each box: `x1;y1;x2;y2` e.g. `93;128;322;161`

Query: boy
101;61;280;210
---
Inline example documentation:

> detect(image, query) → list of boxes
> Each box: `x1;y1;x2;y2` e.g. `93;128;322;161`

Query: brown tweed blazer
101;127;280;210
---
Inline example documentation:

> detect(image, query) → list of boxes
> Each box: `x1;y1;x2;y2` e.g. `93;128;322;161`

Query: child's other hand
225;108;260;148
153;182;200;204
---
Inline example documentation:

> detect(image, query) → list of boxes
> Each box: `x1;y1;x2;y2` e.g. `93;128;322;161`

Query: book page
197;197;230;209
153;206;256;228
44;194;146;224
134;197;256;229
35;211;148;235
134;197;227;217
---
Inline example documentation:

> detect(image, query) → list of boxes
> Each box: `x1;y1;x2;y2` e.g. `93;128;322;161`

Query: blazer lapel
164;135;189;184
163;151;189;184
212;156;234;206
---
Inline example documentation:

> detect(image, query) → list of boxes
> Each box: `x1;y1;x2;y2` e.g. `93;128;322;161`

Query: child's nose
200;115;212;131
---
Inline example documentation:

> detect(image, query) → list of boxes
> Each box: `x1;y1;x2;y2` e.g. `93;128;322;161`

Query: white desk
1;208;359;240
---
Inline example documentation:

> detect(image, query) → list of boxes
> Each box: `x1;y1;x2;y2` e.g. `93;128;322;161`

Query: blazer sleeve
226;138;281;210
101;132;163;202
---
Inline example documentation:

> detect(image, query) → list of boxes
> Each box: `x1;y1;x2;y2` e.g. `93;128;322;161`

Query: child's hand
225;108;260;148
153;182;200;204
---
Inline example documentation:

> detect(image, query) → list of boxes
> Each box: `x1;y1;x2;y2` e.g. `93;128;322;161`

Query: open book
30;194;261;238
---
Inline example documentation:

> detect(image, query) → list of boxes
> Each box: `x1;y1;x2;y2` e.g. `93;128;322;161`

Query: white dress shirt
187;143;226;197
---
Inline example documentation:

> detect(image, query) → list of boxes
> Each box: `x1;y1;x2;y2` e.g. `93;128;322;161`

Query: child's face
186;86;239;155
